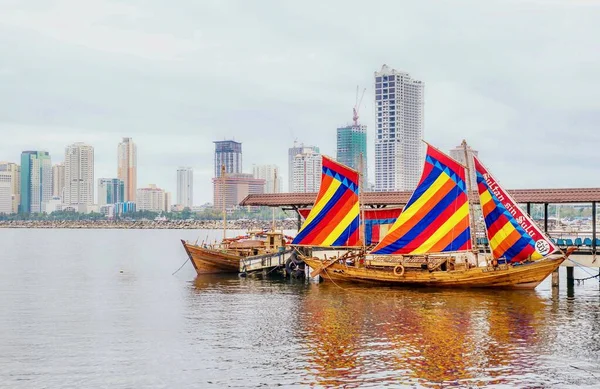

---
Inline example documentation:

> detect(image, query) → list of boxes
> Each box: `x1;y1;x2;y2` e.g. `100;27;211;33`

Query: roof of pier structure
240;188;600;207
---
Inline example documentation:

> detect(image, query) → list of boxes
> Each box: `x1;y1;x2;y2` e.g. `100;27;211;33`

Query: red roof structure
240;188;600;207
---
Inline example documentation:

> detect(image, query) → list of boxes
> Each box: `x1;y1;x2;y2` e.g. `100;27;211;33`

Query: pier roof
240;188;600;207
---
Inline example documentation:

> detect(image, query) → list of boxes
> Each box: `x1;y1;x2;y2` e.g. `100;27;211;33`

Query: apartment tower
117;137;137;202
64;143;94;206
374;65;424;191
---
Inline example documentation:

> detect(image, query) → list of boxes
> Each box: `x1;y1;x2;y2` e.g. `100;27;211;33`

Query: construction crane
352;86;366;126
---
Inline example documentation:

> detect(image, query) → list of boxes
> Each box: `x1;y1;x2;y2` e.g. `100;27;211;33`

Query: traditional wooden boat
294;142;573;289
181;231;292;274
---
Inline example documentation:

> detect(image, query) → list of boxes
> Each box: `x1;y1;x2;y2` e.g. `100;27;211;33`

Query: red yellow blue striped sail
292;156;361;247
371;145;472;255
474;156;558;262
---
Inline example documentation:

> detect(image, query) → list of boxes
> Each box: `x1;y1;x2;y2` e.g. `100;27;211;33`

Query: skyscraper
177;167;194;207
0;162;20;213
0;172;12;214
288;142;319;192
117;137;137;202
252;164;281;193
292;149;322;193
97;178;125;206
374;65;424;191
20;151;52;213
336;125;367;184
449;143;479;190
64;143;94;206
214;140;242;178
52;163;65;199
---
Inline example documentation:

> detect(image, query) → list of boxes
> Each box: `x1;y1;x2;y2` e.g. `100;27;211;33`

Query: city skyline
0;1;598;205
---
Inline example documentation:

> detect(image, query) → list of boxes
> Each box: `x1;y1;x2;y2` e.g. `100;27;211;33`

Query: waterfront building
0;162;20;213
374;64;424;192
214;140;242;178
252;164;282;193
136;184;167;212
449;143;479;190
64;143;94;206
288;142;319;192
20;151;52;213
44;196;63;213
213;173;264;209
0;172;12;214
336;124;367;183
52;163;65;199
176;167;193;207
292;149;322;193
117;137;137;202
97;178;125;206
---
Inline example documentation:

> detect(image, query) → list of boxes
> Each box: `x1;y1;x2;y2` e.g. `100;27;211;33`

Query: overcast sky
1;0;598;205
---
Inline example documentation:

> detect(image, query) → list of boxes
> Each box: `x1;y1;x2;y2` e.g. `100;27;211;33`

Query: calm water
1;229;600;388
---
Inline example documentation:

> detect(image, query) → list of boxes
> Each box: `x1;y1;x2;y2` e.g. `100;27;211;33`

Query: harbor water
1;229;599;388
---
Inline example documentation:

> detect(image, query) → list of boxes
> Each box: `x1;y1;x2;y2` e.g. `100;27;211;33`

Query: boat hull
181;240;241;274
304;255;567;289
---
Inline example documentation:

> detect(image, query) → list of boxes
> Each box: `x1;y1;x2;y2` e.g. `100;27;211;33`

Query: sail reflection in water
298;285;549;388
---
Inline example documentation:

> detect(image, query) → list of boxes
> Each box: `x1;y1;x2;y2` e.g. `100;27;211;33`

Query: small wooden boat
181;231;292;274
293;141;572;289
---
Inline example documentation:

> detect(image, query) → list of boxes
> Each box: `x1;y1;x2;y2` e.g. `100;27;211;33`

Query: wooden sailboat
181;165;293;274
181;231;292;274
295;141;573;289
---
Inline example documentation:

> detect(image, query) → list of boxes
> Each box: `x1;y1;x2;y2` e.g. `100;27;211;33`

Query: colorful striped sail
292;156;361;247
474;156;558;262
299;207;402;246
371;145;472;255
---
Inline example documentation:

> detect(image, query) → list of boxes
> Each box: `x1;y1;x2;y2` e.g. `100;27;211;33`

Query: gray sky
1;0;598;205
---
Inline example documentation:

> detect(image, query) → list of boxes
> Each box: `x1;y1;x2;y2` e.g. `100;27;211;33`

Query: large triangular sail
292;156;361;247
474;156;558;262
371;144;472;255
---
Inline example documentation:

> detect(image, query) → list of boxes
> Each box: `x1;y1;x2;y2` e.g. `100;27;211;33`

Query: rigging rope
171;257;190;275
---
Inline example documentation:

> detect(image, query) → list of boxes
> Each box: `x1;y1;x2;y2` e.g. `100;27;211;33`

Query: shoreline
0;220;298;230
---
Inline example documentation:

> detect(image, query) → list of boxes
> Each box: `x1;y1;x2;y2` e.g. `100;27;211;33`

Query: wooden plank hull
304;255;567;289
181;240;241;274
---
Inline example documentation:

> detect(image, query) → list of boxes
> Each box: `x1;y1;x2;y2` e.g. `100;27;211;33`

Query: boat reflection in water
298;283;548;388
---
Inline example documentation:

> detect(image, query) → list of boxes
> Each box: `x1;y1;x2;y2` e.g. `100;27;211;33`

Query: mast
461;140;478;253
221;164;226;242
359;152;366;249
272;168;278;232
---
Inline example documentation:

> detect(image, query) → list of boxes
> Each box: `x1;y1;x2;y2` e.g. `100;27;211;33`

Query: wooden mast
359;152;366;250
461;140;478;256
221;164;226;242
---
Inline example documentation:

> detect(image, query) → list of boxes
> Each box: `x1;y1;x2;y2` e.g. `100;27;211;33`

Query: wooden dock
239;249;295;274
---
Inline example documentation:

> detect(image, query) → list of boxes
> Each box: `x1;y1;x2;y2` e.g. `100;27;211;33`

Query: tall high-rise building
117;137;137;202
374;65;424;192
292;149;322;193
97;178;125;206
64;143;94;206
20;151;52;213
52;163;65;199
288;142;320;192
252;164;282;193
0;172;12;214
449;143;479;190
214;140;242;178
0;162;20;213
336;125;367;184
176;167;193;207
